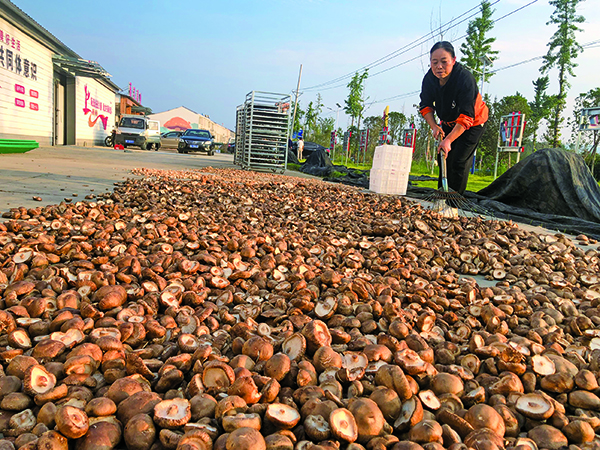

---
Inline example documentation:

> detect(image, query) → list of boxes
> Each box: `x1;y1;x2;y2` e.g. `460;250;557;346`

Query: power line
302;0;499;92
489;39;600;74
302;0;539;94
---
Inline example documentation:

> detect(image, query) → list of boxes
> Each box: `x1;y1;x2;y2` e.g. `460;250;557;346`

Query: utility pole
290;64;303;139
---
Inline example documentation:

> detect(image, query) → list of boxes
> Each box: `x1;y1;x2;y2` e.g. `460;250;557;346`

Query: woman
419;41;488;195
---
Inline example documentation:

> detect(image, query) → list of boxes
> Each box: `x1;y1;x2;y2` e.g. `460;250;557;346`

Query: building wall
74;76;115;146
148;106;235;144
0;17;54;145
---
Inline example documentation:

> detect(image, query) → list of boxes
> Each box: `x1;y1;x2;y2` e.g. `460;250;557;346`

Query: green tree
476;93;532;173
344;70;369;162
540;0;585;148
304;94;324;140
292;102;305;136
344;70;369;130
388;111;407;144
460;0;499;86
570;88;600;170
528;76;558;151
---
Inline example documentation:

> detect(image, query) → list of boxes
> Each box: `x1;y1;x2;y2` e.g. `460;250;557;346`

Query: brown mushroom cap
281;333;306;361
348;397;385;444
153;398;191;429
226;427;266;450
55;405;89;439
394;395;424;432
124;413;156;450
222;412;262;433
562;420;595;444
370;387;402;422
531;355;555;376
515;393;555;420
264;353;292;381
117;391;161;426
329;408;358;443
85;398;117;417
312;347;343;373
431;373;464;397
568;390;600;410
35;430;68;450
408;420;443;444
264;433;294;450
527;425;568;450
74;421;122;450
202;361;236;393
304;414;331;441
23;365;56;396
418;390;441;410
464;404;505;437
265;403;301;429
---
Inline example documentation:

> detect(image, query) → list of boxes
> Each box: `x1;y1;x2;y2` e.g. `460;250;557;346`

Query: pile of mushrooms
0;167;598;450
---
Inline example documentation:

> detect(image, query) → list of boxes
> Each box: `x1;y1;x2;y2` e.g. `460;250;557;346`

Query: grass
288;157;497;192
409;159;496;192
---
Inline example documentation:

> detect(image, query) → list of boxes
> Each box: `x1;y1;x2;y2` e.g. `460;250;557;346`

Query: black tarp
407;148;600;239
299;149;371;186
287;148;299;165
297;147;600;239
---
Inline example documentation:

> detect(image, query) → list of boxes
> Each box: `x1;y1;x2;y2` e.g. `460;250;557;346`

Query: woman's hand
438;138;452;158
432;125;445;140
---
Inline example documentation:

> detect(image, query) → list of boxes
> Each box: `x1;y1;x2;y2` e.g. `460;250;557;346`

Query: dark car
178;129;214;155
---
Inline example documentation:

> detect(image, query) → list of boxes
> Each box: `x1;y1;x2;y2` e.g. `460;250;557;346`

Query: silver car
161;131;183;149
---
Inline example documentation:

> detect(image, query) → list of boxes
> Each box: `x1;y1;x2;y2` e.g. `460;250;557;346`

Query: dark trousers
437;122;486;195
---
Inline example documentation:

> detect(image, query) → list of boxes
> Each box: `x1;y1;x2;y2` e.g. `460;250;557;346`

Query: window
119;117;145;129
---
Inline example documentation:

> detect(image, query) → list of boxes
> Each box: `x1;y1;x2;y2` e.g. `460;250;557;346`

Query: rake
424;147;490;218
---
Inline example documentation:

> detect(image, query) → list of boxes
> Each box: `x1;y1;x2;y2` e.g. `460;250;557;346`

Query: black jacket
419;62;488;129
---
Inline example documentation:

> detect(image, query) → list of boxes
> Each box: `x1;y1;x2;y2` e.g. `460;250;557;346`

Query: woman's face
430;48;456;80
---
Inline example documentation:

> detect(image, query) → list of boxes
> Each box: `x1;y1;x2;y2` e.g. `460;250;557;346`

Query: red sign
330;131;336;152
15;84;25;94
29;103;39;111
30;89;38;98
15;98;25;107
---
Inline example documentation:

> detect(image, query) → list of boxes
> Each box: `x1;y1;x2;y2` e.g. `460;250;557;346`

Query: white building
0;0;119;146
148;106;235;144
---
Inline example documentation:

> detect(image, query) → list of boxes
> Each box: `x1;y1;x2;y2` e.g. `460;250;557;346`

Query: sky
11;0;600;137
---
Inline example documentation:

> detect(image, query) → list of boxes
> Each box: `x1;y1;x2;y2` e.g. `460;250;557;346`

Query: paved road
0;145;313;213
0;145;593;256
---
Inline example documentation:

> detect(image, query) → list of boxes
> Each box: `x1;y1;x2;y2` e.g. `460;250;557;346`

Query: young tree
528;76;558;151
292;102;305;136
304;94;324;140
344;70;369;130
388;111;407;144
460;0;499;86
540;0;585;148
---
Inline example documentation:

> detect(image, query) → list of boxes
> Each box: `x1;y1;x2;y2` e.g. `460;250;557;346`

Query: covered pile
0;167;598;450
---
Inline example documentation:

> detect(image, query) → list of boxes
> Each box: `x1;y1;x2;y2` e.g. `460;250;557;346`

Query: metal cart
236;91;291;174
234;104;245;165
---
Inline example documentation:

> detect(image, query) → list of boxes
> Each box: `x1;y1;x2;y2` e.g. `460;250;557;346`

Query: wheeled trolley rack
235;91;291;173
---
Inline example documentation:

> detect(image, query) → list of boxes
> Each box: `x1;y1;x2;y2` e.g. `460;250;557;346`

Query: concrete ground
0;145;592;251
0;145;317;212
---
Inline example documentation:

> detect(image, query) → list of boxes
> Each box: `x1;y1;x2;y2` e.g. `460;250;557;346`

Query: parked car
227;140;235;154
161;131;183;149
114;115;161;150
178;129;215;155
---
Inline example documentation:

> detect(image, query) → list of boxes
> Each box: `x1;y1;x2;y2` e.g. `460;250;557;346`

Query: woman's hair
430;41;455;58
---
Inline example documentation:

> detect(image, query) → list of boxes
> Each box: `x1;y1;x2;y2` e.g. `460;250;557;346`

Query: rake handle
438;139;449;193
